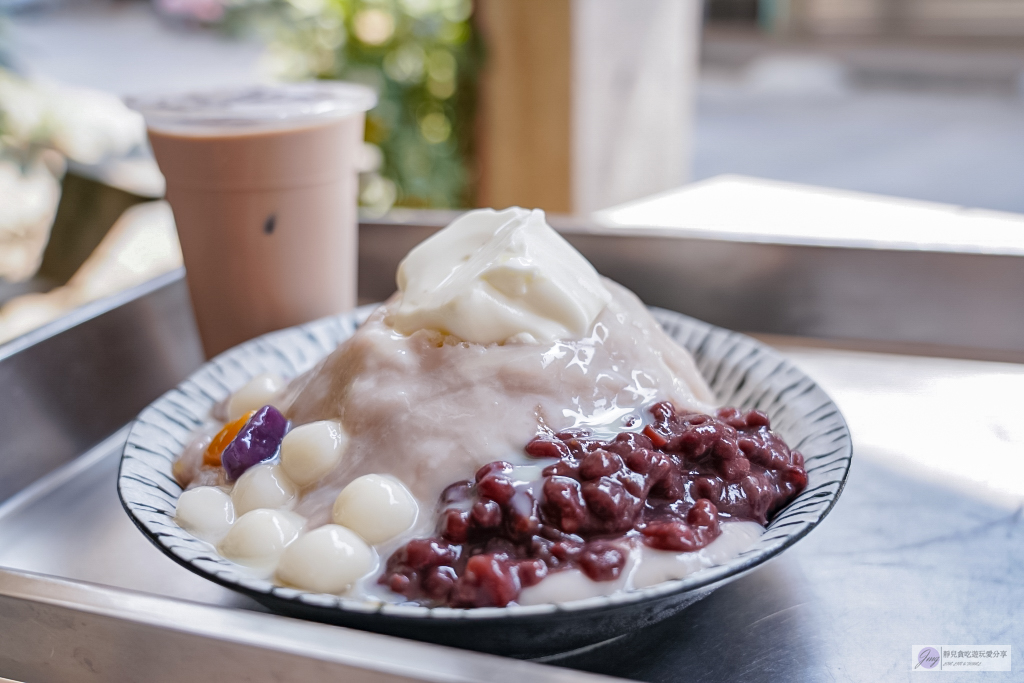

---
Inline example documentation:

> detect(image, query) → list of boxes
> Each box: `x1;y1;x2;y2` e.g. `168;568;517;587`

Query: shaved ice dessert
173;207;807;607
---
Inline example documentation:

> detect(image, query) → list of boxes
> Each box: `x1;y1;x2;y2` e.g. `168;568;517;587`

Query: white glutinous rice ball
332;474;418;545
276;524;375;594
280;420;348;488
231;463;297;516
227;373;284;421
218;509;304;568
175;486;234;543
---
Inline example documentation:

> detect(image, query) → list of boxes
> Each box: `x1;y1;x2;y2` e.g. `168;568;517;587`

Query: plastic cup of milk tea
130;83;377;358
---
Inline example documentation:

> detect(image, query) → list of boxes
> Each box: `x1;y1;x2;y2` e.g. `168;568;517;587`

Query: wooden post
475;0;701;215
475;0;573;213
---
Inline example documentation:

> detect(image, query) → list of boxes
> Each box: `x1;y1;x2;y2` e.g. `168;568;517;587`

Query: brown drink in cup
131;83;376;357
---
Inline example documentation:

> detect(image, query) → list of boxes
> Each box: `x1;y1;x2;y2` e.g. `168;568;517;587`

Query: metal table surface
1;282;1021;682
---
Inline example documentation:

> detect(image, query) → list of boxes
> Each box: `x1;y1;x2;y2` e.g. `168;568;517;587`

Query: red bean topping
475;461;513;482
380;402;806;607
440;509;470;543
578;541;627;581
440;480;473;504
525;437;571;460
471;499;503;529
579;449;625;480
477;474;515;505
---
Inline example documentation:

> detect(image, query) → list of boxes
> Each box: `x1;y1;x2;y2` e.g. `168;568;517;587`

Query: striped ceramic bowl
118;306;852;658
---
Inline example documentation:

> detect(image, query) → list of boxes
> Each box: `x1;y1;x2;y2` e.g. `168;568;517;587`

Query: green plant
219;0;481;210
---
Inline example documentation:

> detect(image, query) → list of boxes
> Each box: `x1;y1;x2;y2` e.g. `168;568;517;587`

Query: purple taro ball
222;405;288;481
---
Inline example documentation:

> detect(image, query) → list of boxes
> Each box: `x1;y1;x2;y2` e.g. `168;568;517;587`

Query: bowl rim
118;305;852;621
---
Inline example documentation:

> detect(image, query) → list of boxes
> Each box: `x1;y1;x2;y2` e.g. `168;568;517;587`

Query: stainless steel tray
1;216;1021;682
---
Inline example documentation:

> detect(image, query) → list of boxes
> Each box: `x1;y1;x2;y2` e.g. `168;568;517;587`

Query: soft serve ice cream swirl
389;207;612;345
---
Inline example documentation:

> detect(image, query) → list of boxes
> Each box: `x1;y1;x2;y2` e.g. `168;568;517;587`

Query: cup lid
128;82;377;134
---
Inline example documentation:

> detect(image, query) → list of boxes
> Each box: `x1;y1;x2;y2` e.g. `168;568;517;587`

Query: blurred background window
699;0;1024;212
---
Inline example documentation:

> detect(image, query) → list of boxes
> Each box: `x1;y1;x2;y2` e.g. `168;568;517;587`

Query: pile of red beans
380;402;807;608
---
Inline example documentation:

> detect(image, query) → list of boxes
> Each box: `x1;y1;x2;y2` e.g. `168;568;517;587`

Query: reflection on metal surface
0;268;203;505
781;346;1024;509
0;430;256;608
0;201;182;345
593;175;1024;255
0;568;609;683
